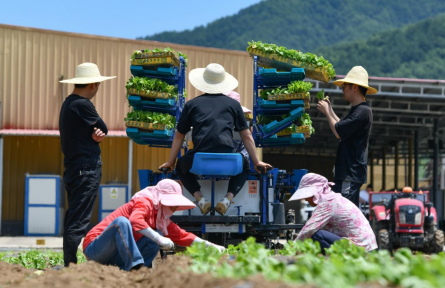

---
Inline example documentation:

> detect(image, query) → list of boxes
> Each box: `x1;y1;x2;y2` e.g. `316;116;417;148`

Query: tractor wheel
378;229;390;251
428;229;444;254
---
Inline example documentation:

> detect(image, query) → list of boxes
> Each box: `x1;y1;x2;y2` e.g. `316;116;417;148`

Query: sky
0;0;262;39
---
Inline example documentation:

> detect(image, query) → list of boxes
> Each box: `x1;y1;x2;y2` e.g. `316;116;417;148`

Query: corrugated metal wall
0;24;254;131
2;136;131;224
0;24;258;231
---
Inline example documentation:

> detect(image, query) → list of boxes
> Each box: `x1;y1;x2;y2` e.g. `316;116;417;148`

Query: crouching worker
83;179;225;271
290;173;377;254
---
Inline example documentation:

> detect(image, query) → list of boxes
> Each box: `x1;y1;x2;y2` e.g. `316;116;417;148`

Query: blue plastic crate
262;133;306;146
259;107;304;134
258;99;305;109
131;65;177;77
127;96;176;113
189;153;243;176
126;127;172;143
258;67;305;86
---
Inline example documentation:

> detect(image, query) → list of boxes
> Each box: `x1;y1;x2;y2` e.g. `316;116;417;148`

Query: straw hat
223;91;252;113
333;66;377;95
60;62;116;84
189;63;238;94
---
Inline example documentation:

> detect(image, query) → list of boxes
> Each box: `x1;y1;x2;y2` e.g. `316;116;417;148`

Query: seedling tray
249;48;331;83
259;107;304;134
258;99;305;109
127;88;172;100
127;95;176;111
131;54;180;68
125;121;167;131
267;92;310;101
130;65;178;78
277;125;311;138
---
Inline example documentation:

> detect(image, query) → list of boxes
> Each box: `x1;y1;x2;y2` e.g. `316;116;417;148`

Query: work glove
210;243;226;253
156;236;175;250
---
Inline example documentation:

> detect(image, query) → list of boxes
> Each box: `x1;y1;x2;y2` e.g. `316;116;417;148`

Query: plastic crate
130;65;178;78
259;107;304;134
262;133;306;146
127;95;176;111
259;68;305;80
126;127;172;142
258;99;305;109
189;153;243;176
249;48;332;83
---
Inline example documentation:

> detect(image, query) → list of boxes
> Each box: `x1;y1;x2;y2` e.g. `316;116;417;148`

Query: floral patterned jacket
297;195;378;251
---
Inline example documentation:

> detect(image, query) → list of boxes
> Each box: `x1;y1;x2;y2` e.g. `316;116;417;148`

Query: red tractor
369;187;444;253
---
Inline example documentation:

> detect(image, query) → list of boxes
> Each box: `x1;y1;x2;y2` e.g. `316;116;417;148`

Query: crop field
1;238;445;288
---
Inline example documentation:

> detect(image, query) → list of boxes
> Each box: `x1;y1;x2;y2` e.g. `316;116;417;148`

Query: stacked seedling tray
252;57;316;147
125;49;187;147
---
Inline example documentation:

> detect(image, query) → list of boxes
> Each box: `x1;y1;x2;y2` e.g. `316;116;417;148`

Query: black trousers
176;153;249;197
63;164;101;266
332;179;362;207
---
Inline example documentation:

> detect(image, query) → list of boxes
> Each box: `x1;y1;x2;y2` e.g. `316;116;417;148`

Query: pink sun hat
223;91;252;114
289;173;338;204
133;179;196;211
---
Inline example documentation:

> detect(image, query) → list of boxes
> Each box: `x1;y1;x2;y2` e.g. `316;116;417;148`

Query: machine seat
189;153;242;176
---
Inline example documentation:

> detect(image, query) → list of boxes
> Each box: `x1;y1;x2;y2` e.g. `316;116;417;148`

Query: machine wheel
427;229;444;254
378;229;390;251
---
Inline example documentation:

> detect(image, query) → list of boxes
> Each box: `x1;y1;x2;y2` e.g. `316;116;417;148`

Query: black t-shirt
176;94;248;154
334;102;373;183
59;94;108;170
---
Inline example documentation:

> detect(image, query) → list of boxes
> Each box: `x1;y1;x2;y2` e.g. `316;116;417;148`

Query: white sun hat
60;62;116;84
189;63;238;94
333;66;377;95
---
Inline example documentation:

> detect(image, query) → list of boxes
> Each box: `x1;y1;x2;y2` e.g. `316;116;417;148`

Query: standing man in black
317;66;376;207
59;63;116;266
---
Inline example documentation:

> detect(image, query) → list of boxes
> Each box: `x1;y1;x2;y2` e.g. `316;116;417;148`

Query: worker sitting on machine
83;179;225;271
159;63;271;215
290;173;377;254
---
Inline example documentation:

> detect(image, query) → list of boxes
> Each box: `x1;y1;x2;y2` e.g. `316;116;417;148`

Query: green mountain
141;0;445;52
316;13;445;79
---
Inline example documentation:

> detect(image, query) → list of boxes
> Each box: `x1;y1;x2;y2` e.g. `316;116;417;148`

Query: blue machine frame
24;175;63;236
130;54;310;244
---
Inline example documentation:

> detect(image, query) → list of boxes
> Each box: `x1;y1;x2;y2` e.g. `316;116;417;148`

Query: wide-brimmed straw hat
333;66;377;95
60;62;116;84
189;63;238;94
223;91;252;113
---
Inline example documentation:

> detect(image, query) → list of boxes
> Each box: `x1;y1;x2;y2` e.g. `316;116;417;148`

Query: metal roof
265;75;445;158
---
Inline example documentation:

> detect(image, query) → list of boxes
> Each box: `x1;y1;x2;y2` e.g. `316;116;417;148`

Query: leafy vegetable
259;80;312;100
185;237;445;288
131;47;188;66
125;110;176;129
248;40;336;79
316;89;329;101
0;250;86;269
299;113;315;135
126;77;178;100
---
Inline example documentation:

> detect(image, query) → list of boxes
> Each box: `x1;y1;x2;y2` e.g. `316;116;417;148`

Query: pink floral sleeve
297;202;332;241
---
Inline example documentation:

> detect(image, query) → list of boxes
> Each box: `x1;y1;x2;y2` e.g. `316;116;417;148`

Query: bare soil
0;255;306;288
